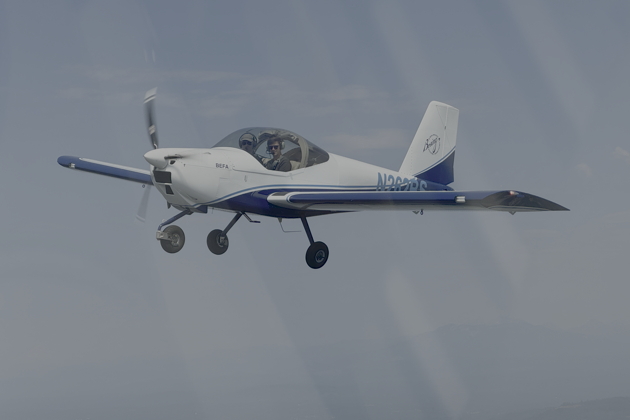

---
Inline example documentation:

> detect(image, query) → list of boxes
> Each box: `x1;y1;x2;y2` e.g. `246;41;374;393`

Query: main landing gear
155;211;329;269
206;212;243;255
301;216;329;269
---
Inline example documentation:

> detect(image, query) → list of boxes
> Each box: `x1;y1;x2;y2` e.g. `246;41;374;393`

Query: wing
268;190;568;213
57;156;153;185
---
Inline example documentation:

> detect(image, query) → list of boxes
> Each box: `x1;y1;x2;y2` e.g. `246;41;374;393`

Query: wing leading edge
268;190;568;213
58;156;153;185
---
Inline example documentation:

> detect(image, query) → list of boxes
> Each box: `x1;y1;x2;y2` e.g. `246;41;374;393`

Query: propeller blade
144;88;159;149
136;185;152;222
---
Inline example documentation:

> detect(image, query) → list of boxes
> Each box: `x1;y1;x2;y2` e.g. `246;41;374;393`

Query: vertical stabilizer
399;101;459;185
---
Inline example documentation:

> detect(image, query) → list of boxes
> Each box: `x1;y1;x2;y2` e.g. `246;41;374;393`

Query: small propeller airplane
58;89;568;269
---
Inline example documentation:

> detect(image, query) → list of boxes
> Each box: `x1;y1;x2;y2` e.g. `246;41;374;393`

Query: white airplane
58;89;568;269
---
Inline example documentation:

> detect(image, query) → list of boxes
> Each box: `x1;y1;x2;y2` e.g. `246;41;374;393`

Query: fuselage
145;147;451;218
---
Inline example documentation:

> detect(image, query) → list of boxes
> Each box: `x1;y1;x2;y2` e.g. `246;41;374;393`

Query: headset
238;132;258;148
260;132;285;153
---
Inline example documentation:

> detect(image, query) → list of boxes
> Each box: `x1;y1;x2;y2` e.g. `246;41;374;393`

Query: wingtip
480;190;570;212
57;155;78;167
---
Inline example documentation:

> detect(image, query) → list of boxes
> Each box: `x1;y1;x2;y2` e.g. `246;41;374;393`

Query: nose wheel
159;225;185;253
156;210;193;254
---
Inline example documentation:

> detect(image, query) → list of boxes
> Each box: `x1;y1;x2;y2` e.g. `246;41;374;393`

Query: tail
399;101;459;185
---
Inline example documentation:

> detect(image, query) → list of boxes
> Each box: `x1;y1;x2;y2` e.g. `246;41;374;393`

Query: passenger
264;135;291;172
238;133;257;155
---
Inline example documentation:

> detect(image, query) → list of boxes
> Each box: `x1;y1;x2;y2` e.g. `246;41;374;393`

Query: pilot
238;132;257;155
265;135;291;172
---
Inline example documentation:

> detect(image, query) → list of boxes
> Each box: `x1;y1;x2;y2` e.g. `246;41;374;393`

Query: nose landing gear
159;225;185;253
156;209;193;254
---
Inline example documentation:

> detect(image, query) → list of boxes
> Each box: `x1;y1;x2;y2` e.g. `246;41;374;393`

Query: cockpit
213;127;330;171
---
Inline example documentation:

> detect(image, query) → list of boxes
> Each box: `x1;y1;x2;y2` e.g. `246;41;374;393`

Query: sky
1;1;630;419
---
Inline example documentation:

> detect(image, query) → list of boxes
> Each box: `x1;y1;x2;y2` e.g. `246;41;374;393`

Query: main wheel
160;225;185;254
207;229;229;255
305;241;329;269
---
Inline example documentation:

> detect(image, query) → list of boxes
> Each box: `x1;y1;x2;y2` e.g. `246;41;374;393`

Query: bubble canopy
213;127;330;170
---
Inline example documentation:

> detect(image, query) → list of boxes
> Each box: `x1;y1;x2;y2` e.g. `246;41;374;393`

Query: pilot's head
238;133;257;154
266;135;284;159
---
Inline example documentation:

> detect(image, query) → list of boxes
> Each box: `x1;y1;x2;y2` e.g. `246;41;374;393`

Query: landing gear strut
207;212;242;255
156;210;192;253
301;216;329;269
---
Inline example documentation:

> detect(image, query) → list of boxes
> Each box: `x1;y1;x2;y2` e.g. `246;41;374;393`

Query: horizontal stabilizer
57;156;153;185
268;190;568;212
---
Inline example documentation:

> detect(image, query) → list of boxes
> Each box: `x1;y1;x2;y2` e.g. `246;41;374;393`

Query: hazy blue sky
2;1;629;418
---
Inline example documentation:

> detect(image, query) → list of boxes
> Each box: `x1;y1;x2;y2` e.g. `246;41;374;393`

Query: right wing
267;190;568;213
57;156;153;185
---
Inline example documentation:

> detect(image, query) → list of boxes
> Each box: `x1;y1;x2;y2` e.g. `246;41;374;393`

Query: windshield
213;127;329;170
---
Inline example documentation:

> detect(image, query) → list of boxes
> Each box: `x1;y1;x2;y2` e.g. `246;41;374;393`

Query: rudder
399;101;459;185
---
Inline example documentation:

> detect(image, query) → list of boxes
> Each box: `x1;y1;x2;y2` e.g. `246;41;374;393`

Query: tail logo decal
423;134;441;155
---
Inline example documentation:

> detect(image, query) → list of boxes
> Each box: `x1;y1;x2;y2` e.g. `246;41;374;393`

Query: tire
160;225;185;254
305;241;329;269
207;229;229;255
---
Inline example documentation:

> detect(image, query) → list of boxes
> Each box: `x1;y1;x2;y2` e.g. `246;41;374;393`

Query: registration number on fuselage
376;172;427;191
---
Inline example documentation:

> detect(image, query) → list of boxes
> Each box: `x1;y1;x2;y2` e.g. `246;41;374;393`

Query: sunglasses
268;145;280;150
241;140;252;145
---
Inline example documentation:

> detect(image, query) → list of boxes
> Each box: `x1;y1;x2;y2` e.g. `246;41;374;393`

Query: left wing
58;156;153;185
267;190;568;213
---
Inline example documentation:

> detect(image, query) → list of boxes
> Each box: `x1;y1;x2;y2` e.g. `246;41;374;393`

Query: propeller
136;184;151;222
144;87;159;149
136;88;159;222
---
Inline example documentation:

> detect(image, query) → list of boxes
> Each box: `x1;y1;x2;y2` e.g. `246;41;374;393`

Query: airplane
58;89;568;269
